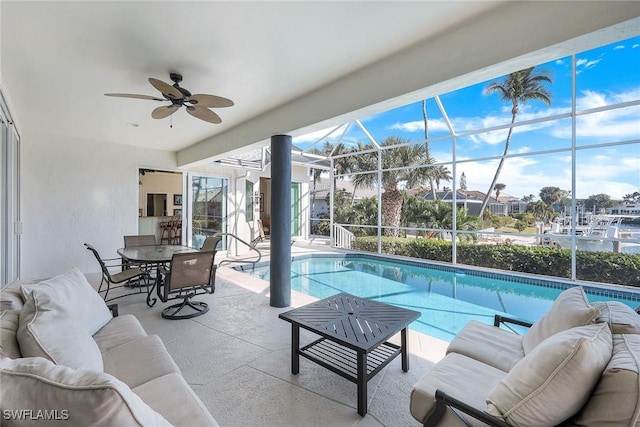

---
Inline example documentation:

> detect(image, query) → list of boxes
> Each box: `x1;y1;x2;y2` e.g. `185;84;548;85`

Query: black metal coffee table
279;292;420;416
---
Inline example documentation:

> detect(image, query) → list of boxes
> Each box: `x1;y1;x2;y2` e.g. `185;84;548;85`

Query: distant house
609;202;640;215
419;189;524;217
419;189;485;216
309;177;379;221
312;180;529;221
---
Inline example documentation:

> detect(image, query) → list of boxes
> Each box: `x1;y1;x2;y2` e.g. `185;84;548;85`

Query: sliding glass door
189;175;228;250
0;112;21;284
291;182;301;237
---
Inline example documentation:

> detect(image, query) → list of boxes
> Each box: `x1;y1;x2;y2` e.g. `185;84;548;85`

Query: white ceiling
2;1;639;166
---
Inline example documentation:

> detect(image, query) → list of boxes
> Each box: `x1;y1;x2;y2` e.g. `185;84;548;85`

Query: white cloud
455;155;560;200
633;44;639;49
576;58;602;68
550;89;640;140
614;45;625;50
388;119;449;133
452;147;639;200
575;57;602;74
456;104;566;146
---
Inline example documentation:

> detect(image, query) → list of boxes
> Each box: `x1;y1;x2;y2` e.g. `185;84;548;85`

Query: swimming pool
236;253;640;342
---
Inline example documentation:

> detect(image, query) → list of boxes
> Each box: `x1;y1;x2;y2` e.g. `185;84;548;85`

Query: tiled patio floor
88;242;449;427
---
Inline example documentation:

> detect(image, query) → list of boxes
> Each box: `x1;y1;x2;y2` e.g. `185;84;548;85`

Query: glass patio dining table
117;244;199;307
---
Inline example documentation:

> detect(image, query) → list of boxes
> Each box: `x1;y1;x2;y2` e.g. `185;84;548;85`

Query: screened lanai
218;35;640;289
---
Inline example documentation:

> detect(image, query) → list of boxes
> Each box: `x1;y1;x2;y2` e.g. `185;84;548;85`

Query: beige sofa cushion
411;352;506;426
486;323;613;427
134;372;219;426
446;320;524;372
102;335;181;389
0;357;172;426
0;310;21;359
1;279;34;311
21;267;112;335
17;291;103;371
593;301;640;334
522;286;599;354
93;314;148;353
569;333;640;426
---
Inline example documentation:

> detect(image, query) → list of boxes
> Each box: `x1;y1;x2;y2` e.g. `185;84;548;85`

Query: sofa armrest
428;389;511;427
493;314;533;329
108;303;119;317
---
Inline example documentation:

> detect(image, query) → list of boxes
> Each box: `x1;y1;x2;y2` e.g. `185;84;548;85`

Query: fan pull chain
170;114;173;129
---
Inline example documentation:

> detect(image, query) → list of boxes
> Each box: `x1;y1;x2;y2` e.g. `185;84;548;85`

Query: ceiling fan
105;73;234;124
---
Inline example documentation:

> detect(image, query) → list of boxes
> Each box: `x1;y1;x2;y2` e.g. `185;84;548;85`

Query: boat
544;214;640;254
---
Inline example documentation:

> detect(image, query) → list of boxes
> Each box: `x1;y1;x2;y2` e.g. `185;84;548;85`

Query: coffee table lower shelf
299;338;402;383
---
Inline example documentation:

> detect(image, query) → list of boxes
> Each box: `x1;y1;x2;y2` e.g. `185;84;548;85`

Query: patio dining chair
157;251;217;320
124;234;156;247
201;235;222;252
84;243;150;303
123;234;158;272
250;219;268;247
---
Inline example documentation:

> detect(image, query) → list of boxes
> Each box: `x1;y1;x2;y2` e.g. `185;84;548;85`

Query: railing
333;224;355;249
213;233;262;268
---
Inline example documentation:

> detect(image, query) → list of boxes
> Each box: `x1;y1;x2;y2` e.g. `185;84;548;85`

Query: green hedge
351;237;640;287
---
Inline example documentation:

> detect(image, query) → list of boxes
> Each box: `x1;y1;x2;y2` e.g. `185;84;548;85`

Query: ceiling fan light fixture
107;74;233;125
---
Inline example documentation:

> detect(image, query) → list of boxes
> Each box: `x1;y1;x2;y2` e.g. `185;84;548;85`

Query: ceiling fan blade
151;105;179;119
148;78;183;100
105;93;165;101
186;106;222;124
188;94;234;108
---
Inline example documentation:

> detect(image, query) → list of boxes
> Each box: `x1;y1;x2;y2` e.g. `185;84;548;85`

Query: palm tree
349;140;377;204
307;147;326;222
478;67;552;217
526;200;556;223
350;136;433;237
539;186;569;206
433;166;453;191
330;142;351;187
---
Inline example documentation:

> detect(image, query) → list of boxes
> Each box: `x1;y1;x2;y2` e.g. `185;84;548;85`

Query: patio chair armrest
107;303;119;317
106;261;148;272
429;389;511;427
493;314;533;329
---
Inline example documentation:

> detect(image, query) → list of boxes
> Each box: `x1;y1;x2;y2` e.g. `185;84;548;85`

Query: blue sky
294;36;640;201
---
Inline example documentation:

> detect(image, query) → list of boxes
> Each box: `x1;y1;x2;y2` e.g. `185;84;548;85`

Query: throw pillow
0;357;172;426
21;267;112;335
570;333;640;426
17;291;103;371
0;310;21;359
592;300;640;334
522;286;598;353
486;323;613;427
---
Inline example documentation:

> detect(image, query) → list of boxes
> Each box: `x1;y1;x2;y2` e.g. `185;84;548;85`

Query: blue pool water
237;254;640;342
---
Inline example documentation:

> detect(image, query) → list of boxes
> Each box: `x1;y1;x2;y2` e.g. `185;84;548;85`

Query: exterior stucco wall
21;132;177;278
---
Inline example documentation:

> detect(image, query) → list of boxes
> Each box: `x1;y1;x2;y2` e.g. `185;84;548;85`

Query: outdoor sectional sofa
0;268;217;426
410;286;640;426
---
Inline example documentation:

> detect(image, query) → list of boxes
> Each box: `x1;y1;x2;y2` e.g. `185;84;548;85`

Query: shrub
351;237;640;287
